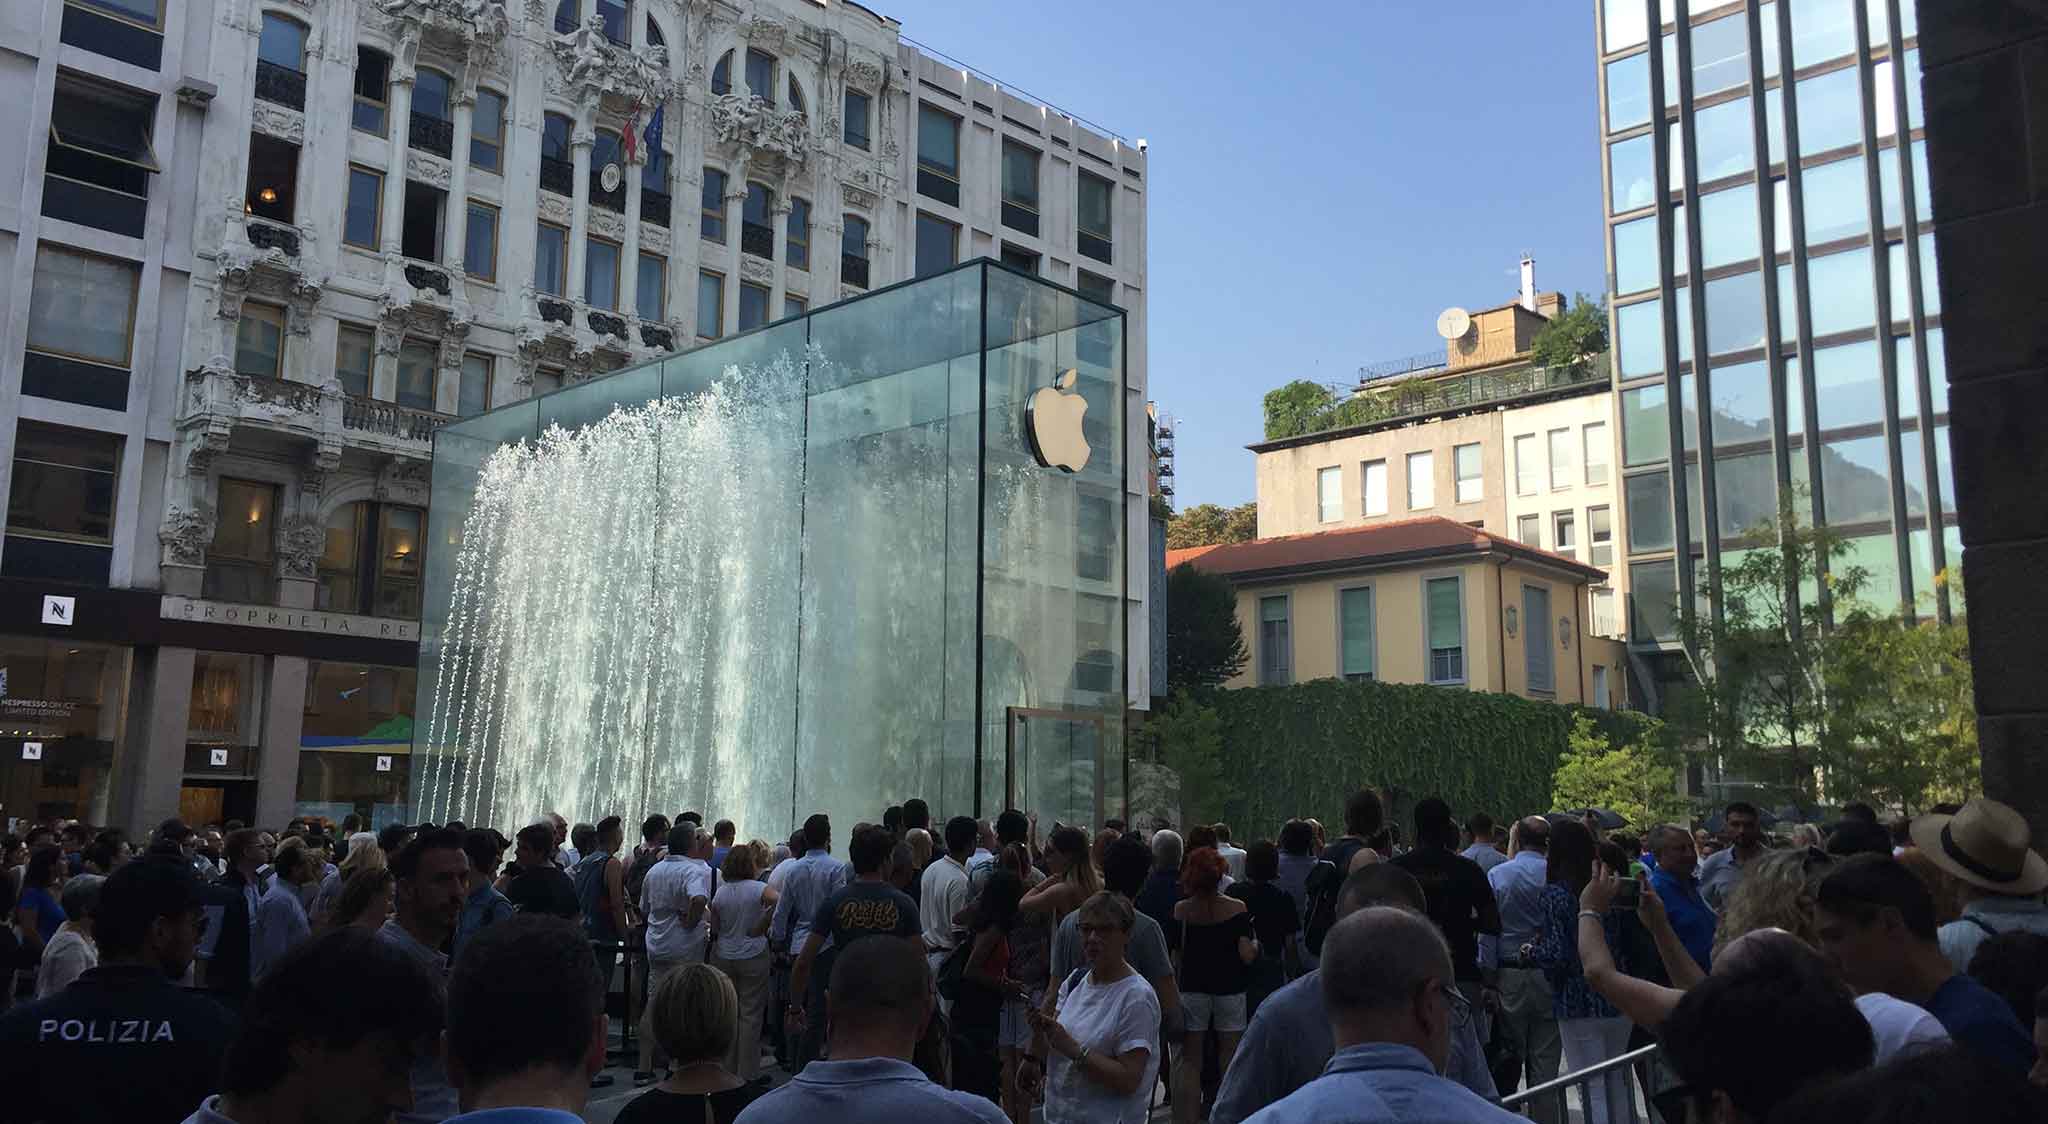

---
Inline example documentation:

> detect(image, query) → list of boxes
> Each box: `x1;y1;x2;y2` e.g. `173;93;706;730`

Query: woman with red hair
1167;846;1257;1124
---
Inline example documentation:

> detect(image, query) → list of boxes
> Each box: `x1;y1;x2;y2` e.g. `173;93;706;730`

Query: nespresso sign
160;597;420;642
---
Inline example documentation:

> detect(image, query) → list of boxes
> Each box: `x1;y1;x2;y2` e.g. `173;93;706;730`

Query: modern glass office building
1598;0;1951;695
411;261;1128;838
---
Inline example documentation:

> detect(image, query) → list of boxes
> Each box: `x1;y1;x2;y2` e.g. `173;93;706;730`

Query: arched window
411;68;455;158
595;0;627;45
553;0;578;34
711;51;732;96
787;75;806;115
645;15;664;47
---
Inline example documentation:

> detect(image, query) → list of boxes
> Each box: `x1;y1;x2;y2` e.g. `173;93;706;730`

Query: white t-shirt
1046;968;1161;1124
1855;992;1950;1062
643;856;714;962
712;878;770;961
920;856;971;952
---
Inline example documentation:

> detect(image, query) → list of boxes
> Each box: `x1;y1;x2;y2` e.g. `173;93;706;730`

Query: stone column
442;94;475;271
819;216;843;301
769;196;791;314
568;115;595;308
621;155;645;322
124;646;197;834
254;656;309;831
380;71;417;254
725;177;748;331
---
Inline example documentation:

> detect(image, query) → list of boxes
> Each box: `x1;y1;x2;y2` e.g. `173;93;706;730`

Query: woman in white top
707;840;778;1081
1025;891;1160;1124
35;874;102;999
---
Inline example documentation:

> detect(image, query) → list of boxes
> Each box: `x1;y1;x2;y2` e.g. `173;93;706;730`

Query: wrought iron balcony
588;311;628;341
589;167;625;213
403;263;451;295
641;324;676;351
409;111;454;158
841;253;869;289
538;298;574;326
741;221;774;260
246;220;300;256
640;190;671;228
254;60;305;111
539;156;576;197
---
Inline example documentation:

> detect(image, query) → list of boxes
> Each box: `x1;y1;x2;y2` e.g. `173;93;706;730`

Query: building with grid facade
1596;0;1949;709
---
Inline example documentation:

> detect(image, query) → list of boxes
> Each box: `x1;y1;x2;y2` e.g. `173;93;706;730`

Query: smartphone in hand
1614;877;1641;911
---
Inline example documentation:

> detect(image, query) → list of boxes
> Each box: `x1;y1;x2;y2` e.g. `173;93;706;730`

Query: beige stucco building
1169;517;1626;708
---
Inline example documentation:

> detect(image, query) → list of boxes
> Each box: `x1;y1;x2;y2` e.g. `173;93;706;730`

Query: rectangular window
744;49;774;100
916;104;960;204
637;253;666;322
584;237;620;310
1591;664;1611;709
1524;585;1554;695
1517;513;1542;547
242;132;298;224
1584;422;1610;486
741;182;773;258
458;353;491;417
701;167;727;242
1625;472;1673;553
1630;559;1679;642
463;200;497;281
395;341;436;411
787;197;810;270
1591;587;1618;639
841;215;870;287
1001;244;1040;275
45;76;160;230
1077;172;1114;264
1076;271;1115;307
376;506;424;618
205;478;277;603
317;503;364;613
353;48;390;134
1453;443;1482;504
344;167;381;249
1317;466;1342;523
1407;450;1434;509
1554;511;1577;557
6;422;119;562
535;367;563;395
1362;460;1387;516
696;270;723;338
1514;434;1540;496
534;222;567;296
400;181;444;262
1002;139;1040;235
783;295;806;319
1426;576;1465;685
738;282;769;331
1339;587;1374;682
915;212;957;278
1547;428;1574;490
843;89;871;149
27;246;138;369
1796;66;1863;157
1690;12;1749;98
1258;596;1291;686
234;303;285;378
1589;505;1614;566
335;325;373;398
470;89;504;172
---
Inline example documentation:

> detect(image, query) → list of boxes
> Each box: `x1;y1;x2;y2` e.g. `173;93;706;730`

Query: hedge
1205;678;1649;839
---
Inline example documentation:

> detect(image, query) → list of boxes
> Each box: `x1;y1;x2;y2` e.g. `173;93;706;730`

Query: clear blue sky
882;0;1610;508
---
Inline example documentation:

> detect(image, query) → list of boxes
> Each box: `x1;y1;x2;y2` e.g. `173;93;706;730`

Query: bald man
1240;907;1519;1123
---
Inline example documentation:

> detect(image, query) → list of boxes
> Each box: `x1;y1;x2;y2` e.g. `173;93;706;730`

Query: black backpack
1301;859;1342;956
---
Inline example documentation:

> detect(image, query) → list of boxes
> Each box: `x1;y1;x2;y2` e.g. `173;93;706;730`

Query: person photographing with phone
1520;821;1634;1124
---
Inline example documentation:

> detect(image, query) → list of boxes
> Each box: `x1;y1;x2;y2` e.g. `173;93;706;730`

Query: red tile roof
1166;516;1606;583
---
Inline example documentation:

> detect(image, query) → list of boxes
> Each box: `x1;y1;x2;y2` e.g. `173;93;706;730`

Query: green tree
1822;609;1980;814
1550;713;1689;830
1165;562;1248;694
1166;502;1258;550
1135;691;1226;825
1528;293;1610;375
1262;380;1338;440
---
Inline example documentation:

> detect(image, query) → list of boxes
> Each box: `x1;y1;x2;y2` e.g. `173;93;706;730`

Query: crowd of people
1;790;2046;1123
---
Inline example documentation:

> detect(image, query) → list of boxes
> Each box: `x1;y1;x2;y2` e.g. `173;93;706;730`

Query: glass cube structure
413;261;1127;840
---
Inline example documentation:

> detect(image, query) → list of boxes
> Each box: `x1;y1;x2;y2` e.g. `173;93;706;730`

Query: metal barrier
1498;1042;1661;1121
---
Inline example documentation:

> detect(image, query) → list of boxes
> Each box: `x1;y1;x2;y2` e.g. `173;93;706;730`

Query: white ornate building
0;0;1148;834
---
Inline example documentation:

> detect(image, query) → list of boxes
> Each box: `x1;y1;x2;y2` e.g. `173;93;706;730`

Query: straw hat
1909;798;2048;896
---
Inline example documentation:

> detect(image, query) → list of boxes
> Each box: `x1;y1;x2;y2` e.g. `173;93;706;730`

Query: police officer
0;856;237;1122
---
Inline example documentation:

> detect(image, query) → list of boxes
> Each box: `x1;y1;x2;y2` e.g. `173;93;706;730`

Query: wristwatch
1075;1044;1091;1066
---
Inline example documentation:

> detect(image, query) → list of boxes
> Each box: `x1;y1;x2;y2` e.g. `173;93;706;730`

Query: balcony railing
1278;360;1608;443
589;167;625;213
409;111;454;158
246;220;300;256
741;221;774;260
640;190;671;228
539;155;575;196
841;252;869;289
254;60;306;111
342;396;448;443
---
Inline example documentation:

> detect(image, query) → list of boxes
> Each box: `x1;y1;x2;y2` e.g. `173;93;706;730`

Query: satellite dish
1437;307;1472;341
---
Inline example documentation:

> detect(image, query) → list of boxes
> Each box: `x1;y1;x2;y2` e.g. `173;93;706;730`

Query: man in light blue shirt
1460;814;1508;873
1482;816;1560;1124
737;932;1006;1124
770;814;849;954
1242;908;1521;1124
440;916;611;1124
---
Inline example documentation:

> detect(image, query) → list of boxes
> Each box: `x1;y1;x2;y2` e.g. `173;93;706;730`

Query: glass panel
1760;2;1781;79
1614;214;1657;295
1604;0;1647;51
1878;147;1902;231
1933;422;1952;516
1708;359;1773;446
317;505;362;613
1607;53;1650;132
915;213;956;278
258;14;306;68
696;271;722;337
1837;532;1902;609
1796;67;1863;156
471;90;504;171
1812;338;1883;432
463;203;496;279
1590;506;1615;566
1611;134;1655;213
1663;34;1679;110
1518;513;1542;546
1820;434;1891;525
1872;59;1897;139
396;342;435;411
1791;0;1858;66
637;254;666;322
1627;471;1674;552
917;104;958;176
345;169;381;248
413;71;451;122
1078;174;1114;240
1765;87;1785;166
1548;429;1573;490
1455;443;1482;503
1692;13;1750;98
1699;184;1760;269
1900;427;1931;519
1259;597;1290;686
234;309;283;377
1802;155;1869;244
1894;336;1919;423
458;355;490;417
28;249;137;367
1555;512;1577;554
843;90;870;148
335;326;373;398
1704;270;1766;356
1515;433;1541;495
1362;460;1387;515
1925;327;1947;414
376;507;423;618
1904;49;1922;129
1622;383;1669;466
1426;577;1462;681
1808;247;1876;336
744;49;774;100
1318;466;1341;522
1407;450;1433;509
1918;231;1939;315
584;238;619;309
1618;298;1664;379
1694;97;1756;182
7;422;120;545
1340;587;1374;680
534;224;567;296
1002;140;1039;207
1714;450;1780;538
1585;422;1611;485
1630;559;1680;642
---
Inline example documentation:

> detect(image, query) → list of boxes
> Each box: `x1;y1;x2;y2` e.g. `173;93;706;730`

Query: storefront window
0;638;129;827
297;660;415;828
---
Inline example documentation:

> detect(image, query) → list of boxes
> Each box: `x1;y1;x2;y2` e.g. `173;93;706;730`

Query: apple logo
1027;368;1091;473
